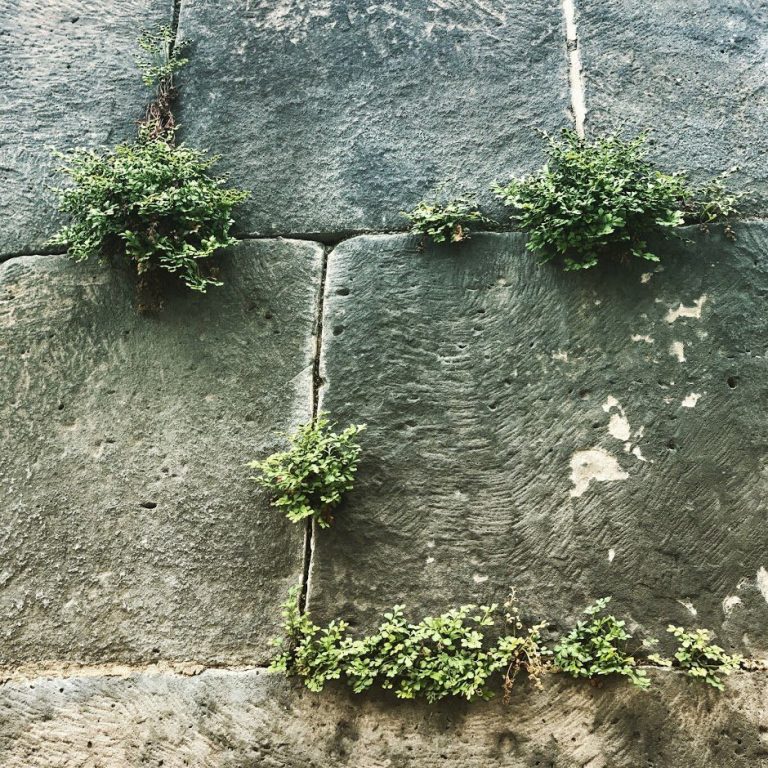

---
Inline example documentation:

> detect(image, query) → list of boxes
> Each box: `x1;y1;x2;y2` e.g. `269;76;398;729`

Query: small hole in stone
727;376;738;389
333;325;344;336
140;501;157;509
57;403;64;411
667;439;677;450
264;312;273;320
336;287;350;296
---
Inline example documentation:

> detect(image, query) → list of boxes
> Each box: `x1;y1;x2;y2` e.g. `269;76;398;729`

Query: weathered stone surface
579;0;768;210
176;0;570;237
0;0;173;257
313;225;768;654
0;667;766;766
0;239;322;667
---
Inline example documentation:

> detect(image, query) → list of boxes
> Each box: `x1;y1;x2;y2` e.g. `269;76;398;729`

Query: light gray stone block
0;667;766;766
0;0;173;257
176;0;571;237
0;239;323;666
312;225;768;654
579;0;768;210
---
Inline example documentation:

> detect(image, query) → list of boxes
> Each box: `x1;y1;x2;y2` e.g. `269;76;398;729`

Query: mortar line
561;0;586;137
298;244;331;614
169;0;183;56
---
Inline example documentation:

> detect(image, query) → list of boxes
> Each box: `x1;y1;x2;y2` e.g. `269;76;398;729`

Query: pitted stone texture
0;0;172;257
0;668;766;766
176;0;570;237
0;240;322;667
579;0;768;210
313;225;768;653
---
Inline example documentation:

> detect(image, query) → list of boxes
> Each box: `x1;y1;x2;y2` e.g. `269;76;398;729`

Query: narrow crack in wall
561;0;586;136
299;243;331;613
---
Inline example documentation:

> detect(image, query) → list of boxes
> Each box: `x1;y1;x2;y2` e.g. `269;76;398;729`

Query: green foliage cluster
51;140;248;292
272;592;746;700
494;130;740;270
402;198;488;244
249;416;365;528
552;597;649;688
51;27;248;301
271;590;549;702
648;626;741;690
136;26;188;88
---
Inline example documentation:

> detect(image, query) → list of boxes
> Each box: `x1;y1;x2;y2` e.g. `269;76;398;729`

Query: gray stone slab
579;0;768;210
176;0;571;237
0;0;174;258
0;239;322;667
0;667;766;766
313;224;768;654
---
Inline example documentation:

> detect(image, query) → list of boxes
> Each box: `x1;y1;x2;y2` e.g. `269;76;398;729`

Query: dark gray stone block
0;0;173;257
312;224;768;654
0;667;766;766
176;0;571;237
0;239;322;666
579;0;768;211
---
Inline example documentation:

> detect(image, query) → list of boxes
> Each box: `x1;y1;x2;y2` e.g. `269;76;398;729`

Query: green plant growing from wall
493;130;741;270
249;416;365;528
50;26;248;310
553;597;649;688
271;590;551;702
647;625;741;690
402;197;488;244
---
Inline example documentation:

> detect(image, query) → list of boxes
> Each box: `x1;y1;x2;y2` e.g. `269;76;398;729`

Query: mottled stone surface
176;0;570;237
0;239;322;667
579;0;768;210
0;667;766;766
313;225;768;653
0;0;173;257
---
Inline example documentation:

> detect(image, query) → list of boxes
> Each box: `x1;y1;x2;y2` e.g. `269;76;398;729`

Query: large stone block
0;239;322;667
579;0;767;210
176;0;571;237
0;0;173;257
0;667;766;766
312;225;768;654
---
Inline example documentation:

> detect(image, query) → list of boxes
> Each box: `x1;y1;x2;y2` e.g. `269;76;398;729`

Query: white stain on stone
665;295;708;323
472;574;489;584
631;446;646;462
552;350;569;362
608;548;616;562
631;334;654;344
757;567;768;604
569;449;629;498
681;393;701;408
722;595;742;615
669;341;686;363
426;556;435;565
677;599;697;617
641;272;652;284
602;396;631;441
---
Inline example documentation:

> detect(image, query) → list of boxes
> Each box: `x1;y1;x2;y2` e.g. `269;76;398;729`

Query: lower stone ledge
0;667;766;767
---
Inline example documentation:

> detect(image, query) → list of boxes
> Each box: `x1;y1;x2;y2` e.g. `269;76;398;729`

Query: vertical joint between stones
561;0;586;137
299;243;331;614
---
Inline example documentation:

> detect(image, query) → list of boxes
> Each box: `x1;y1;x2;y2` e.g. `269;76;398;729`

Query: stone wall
1;1;767;766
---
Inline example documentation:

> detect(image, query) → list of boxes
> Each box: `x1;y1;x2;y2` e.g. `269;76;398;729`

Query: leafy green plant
648;626;741;690
553;597;649;688
249;416;365;528
402;198;488;244
271;591;551;702
50;26;248;308
493;130;740;270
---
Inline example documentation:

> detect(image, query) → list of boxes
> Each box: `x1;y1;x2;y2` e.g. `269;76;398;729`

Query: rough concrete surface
0;0;173;257
0;667;766;767
313;225;768;655
176;0;570;237
578;0;768;211
0;239;322;667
